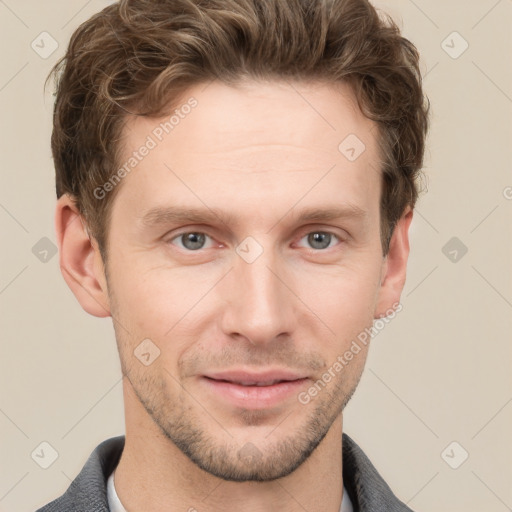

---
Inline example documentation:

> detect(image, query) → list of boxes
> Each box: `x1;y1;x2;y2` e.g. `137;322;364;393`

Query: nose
219;246;296;346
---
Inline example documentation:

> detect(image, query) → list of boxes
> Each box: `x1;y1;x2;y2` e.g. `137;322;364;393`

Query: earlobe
55;194;111;318
374;207;413;318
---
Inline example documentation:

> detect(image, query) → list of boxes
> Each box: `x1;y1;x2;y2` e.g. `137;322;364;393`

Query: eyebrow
138;204;367;230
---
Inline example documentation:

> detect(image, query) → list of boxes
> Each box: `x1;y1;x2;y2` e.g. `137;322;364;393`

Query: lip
204;369;308;385
201;369;310;409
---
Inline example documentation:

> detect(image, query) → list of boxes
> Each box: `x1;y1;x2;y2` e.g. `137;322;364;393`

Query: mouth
200;369;310;409
206;378;297;386
203;369;308;384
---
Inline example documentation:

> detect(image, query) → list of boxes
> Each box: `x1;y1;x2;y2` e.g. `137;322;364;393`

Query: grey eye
179;232;207;250
307;232;333;250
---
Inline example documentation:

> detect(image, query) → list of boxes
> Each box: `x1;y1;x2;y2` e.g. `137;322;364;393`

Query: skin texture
56;79;413;512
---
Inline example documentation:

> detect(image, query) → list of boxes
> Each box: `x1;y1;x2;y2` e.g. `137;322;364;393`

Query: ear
374;207;413;318
55;194;111;317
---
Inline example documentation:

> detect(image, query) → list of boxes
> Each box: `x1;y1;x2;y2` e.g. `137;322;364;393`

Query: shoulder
342;433;415;512
35;436;125;512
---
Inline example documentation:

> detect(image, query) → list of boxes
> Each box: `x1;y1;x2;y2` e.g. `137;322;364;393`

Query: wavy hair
47;0;429;260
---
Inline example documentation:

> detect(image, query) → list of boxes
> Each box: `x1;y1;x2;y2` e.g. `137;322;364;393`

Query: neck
114;380;344;512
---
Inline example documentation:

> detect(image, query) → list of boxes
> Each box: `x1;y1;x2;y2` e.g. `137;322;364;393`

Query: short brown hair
47;0;429;261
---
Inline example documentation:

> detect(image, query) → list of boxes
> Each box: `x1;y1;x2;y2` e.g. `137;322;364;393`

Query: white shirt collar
107;469;353;512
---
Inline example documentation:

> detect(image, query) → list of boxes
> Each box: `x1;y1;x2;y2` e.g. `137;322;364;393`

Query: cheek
109;260;219;348
293;255;382;328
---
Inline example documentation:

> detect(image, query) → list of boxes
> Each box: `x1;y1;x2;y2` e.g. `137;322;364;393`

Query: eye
297;231;341;250
169;232;214;251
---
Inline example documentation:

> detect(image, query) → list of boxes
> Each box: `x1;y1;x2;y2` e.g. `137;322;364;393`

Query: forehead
128;80;376;149
114;79;382;225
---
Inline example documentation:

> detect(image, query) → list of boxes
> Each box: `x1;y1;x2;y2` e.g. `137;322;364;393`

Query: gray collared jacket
36;434;414;511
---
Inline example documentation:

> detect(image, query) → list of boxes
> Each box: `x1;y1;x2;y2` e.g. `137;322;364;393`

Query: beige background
1;0;511;511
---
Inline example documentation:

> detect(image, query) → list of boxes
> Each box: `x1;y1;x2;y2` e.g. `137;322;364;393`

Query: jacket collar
37;433;413;511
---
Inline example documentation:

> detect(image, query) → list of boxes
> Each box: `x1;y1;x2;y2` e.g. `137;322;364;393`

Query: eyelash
167;230;344;252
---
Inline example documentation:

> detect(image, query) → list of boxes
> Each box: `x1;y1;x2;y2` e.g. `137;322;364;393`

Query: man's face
102;80;389;481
